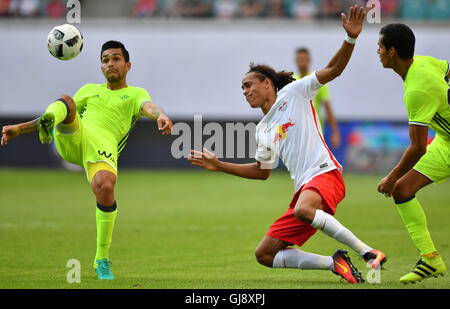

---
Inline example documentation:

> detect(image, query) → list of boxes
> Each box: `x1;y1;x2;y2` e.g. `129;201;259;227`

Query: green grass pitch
0;168;449;289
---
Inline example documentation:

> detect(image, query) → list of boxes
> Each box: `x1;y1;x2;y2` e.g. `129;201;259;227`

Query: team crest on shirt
120;94;130;100
278;101;288;112
273;120;295;145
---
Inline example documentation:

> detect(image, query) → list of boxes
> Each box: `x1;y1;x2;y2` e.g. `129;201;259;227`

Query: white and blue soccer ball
47;24;83;61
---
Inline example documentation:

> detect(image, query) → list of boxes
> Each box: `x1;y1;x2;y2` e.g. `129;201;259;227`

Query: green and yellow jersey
293;72;330;130
406;55;450;183
54;83;152;178
404;55;450;141
74;83;152;155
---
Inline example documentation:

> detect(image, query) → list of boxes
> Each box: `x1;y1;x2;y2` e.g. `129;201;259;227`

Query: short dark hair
248;63;295;92
100;40;130;62
296;47;310;55
379;23;415;59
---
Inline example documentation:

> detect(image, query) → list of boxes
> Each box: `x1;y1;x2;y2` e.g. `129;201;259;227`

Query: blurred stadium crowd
0;0;449;20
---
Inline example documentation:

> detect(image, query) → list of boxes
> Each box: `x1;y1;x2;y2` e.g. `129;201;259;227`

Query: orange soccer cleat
332;249;364;284
363;249;387;269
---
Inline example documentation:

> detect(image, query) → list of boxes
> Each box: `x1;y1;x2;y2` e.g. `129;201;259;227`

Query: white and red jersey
255;71;342;192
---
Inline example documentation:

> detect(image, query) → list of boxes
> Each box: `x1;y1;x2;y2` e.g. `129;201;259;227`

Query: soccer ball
47;24;83;61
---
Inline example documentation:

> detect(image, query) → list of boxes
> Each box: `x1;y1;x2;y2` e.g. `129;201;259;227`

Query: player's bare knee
392;181;413;202
91;171;116;196
293;204;314;224
99;181;115;196
254;249;274;267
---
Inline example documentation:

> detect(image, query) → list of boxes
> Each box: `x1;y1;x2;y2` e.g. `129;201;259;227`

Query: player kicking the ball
376;23;449;284
1;41;173;280
189;5;385;284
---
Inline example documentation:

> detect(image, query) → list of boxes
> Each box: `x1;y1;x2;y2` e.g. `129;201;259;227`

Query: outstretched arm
315;5;366;85
141;101;173;135
1;118;39;146
188;148;271;180
378;125;428;197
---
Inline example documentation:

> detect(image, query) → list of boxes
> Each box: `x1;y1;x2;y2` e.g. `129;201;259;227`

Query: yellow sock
94;203;117;266
45;99;67;125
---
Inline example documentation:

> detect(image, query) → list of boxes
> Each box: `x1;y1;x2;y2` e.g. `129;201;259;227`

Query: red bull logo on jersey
273;121;295;145
278;101;288;112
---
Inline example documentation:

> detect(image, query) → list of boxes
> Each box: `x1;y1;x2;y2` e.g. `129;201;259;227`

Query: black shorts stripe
118;138;129;154
118;120;136;148
118;131;131;150
117;116;137;148
117;116;138;155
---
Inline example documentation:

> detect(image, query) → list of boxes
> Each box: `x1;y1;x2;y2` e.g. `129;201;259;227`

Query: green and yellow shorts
54;113;118;183
414;135;450;184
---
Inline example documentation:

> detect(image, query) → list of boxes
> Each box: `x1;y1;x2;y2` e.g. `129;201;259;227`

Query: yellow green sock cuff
45;99;68;125
396;197;437;256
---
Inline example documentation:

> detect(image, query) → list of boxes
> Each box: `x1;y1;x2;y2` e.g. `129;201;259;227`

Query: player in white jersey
189;5;385;284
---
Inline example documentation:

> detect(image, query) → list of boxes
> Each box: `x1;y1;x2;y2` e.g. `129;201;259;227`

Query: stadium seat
400;0;428;20
429;0;450;20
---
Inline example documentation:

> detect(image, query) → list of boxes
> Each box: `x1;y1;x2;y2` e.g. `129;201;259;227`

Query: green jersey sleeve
405;89;440;126
134;88;152;118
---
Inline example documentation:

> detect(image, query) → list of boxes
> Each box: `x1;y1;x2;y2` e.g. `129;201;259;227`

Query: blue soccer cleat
95;258;114;280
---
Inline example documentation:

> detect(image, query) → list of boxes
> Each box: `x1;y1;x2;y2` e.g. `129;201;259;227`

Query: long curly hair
247;63;295;92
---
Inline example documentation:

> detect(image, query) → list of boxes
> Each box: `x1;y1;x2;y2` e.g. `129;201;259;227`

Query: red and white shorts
266;169;346;247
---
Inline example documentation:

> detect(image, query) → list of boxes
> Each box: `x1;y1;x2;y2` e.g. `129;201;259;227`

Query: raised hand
341;5;366;39
188;148;221;171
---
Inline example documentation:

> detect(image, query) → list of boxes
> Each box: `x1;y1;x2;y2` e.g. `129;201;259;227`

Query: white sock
311;209;372;256
273;247;334;270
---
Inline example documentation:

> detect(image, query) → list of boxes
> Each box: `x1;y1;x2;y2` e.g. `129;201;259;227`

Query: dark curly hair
247;63;295;92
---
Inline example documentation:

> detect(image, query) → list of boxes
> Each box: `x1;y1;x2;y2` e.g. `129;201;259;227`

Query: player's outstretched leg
255;235;363;284
393;170;446;284
294;190;387;269
38;95;76;144
91;168;117;280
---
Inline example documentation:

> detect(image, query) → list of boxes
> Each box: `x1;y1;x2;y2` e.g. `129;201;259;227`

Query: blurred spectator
213;0;239;18
172;0;212;17
47;0;65;19
400;0;427;20
290;0;318;20
0;0;11;16
320;0;342;18
265;0;285;18
380;0;399;18
132;0;159;17
0;0;447;20
9;0;39;17
240;0;265;17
